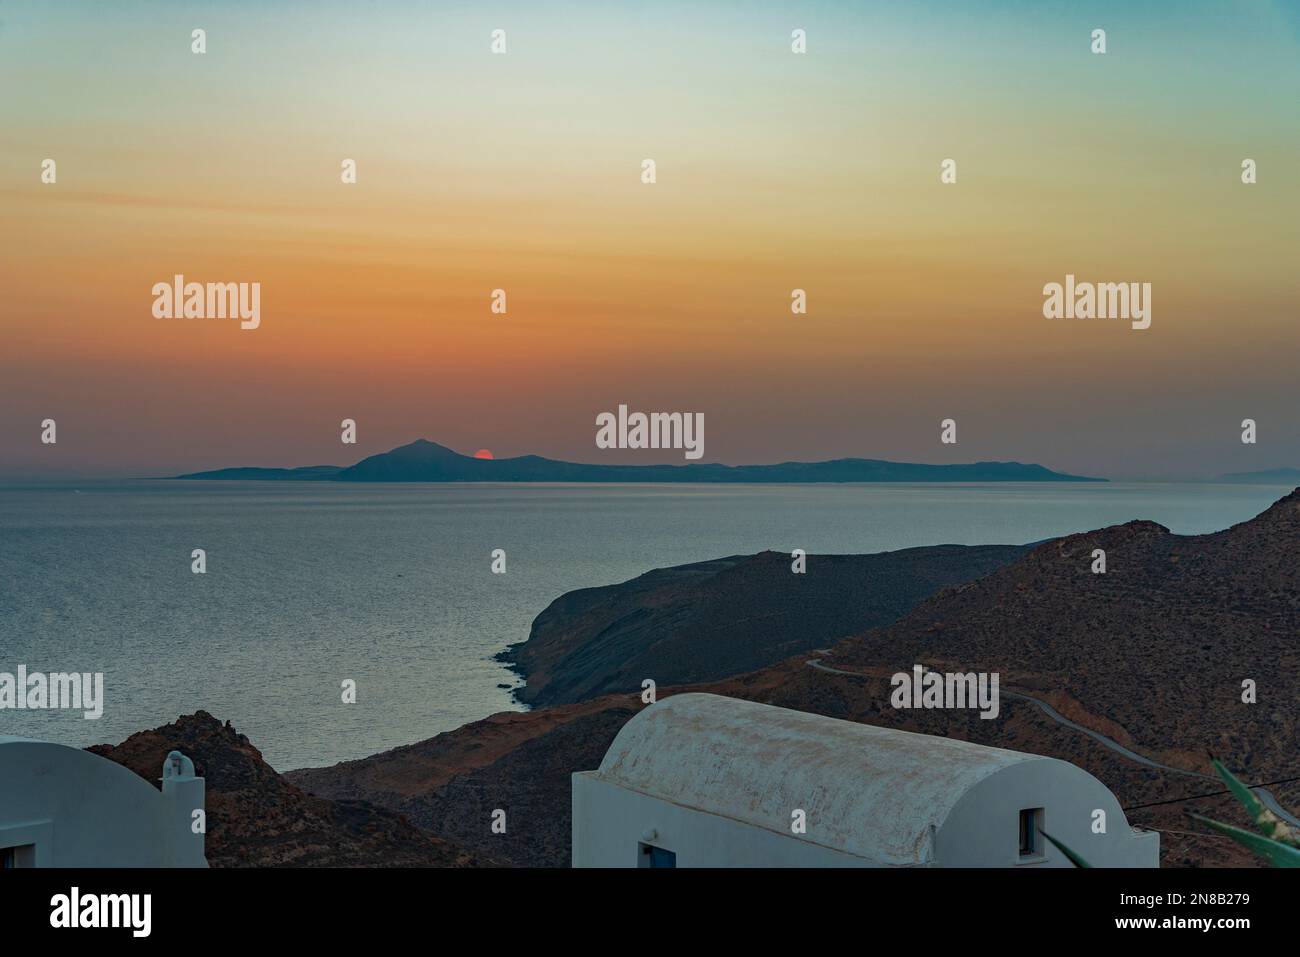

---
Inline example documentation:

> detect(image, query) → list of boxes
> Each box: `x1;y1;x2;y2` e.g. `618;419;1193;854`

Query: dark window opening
1;844;35;868
1019;808;1044;858
638;843;676;868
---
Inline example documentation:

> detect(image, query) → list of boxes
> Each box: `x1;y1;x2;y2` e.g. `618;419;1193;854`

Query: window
1018;808;1044;860
1;844;36;868
638;843;677;868
0;821;50;867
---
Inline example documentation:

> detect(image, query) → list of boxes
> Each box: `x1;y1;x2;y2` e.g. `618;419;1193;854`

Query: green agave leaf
1210;758;1265;819
1039;830;1091;868
1190;814;1300;868
1210;759;1299;847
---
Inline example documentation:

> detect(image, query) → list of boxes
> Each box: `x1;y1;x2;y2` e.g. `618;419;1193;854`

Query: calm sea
0;480;1291;770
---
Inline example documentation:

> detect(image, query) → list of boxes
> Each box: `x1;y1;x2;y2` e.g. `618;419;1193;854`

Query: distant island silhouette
173;439;1105;483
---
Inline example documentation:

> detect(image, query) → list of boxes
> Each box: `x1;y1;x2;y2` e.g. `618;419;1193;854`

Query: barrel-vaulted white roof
0;735;207;867
594;693;1104;866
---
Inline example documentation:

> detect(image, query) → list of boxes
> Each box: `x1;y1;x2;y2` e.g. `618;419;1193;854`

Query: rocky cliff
500;544;1029;707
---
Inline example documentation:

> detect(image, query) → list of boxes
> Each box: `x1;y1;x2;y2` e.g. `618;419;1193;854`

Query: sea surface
0;480;1291;770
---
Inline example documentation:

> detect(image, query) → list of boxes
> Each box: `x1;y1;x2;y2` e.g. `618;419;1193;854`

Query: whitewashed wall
0;738;206;868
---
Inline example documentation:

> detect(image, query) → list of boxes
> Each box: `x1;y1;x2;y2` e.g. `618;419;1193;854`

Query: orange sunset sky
2;0;1298;479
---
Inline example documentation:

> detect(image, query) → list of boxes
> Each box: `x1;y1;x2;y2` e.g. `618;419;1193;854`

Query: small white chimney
160;750;207;868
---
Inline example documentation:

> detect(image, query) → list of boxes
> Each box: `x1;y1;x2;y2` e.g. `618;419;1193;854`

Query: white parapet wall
573;693;1159;868
0;737;207;868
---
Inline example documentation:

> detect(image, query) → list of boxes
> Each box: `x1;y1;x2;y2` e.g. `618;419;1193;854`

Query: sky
1;0;1298;479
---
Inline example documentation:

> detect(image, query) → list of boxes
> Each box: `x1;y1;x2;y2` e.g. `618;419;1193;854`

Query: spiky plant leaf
1190;813;1300;868
1039;830;1091;868
1209;759;1299;847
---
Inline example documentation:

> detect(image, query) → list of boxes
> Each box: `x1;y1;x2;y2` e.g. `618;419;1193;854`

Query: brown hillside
90;711;484;867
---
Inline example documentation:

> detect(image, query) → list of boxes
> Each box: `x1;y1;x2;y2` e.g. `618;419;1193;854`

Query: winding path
805;657;1300;827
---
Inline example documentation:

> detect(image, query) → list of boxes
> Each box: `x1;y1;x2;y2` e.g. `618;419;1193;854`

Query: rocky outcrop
90;711;483;867
499;545;1030;707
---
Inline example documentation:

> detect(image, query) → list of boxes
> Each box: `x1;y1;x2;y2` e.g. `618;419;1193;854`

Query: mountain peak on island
174;440;1106;484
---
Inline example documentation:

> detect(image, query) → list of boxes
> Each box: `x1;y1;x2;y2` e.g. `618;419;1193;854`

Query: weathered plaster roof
594;693;1049;865
0;735;149;777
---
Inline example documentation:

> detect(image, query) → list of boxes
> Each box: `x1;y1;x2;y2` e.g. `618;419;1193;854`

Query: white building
572;693;1158;868
0;737;207;868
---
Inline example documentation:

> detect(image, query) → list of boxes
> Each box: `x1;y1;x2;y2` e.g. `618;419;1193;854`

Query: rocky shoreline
494;544;1029;708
